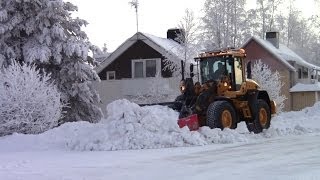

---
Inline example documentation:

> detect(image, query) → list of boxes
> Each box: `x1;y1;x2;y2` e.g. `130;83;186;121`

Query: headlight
181;85;186;92
179;80;186;93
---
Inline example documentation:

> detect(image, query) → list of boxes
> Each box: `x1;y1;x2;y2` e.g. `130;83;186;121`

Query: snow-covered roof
242;37;320;71
95;32;184;73
290;82;320;92
143;33;185;60
278;45;320;71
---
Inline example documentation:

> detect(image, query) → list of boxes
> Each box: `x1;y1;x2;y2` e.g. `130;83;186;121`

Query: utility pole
129;0;139;33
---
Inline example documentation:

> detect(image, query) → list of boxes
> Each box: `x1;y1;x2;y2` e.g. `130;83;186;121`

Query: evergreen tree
0;0;102;123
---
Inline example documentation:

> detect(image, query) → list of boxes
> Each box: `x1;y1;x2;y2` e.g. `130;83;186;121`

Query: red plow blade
177;114;199;131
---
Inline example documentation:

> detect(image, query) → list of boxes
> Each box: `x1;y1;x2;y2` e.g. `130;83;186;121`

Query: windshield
199;56;244;90
200;56;231;83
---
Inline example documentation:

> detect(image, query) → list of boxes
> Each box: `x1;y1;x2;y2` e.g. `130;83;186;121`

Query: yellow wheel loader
175;48;276;133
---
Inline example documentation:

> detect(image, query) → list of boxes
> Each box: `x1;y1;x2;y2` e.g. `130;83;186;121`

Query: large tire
206;101;237;130
246;99;271;133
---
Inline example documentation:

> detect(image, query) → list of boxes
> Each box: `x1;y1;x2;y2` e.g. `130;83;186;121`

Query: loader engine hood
245;79;260;90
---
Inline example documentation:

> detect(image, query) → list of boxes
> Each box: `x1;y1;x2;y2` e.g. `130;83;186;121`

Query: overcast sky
69;0;205;51
68;0;316;52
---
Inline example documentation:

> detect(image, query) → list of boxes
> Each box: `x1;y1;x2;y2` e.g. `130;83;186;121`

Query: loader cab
195;49;246;91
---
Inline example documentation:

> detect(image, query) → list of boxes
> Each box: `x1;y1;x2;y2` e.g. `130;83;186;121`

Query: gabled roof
242;37;320;71
95;32;184;73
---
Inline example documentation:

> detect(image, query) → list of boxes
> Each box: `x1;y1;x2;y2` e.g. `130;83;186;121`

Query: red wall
244;40;288;71
243;40;292;111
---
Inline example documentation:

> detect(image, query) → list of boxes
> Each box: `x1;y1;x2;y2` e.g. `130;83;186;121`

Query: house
242;32;320;111
94;29;186;114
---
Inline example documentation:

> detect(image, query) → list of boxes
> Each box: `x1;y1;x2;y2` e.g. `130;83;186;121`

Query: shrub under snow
252;60;287;112
0;0;103;123
0;62;63;136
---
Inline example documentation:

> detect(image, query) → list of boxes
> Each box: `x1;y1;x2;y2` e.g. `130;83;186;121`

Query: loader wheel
206;101;237;130
246;99;271;133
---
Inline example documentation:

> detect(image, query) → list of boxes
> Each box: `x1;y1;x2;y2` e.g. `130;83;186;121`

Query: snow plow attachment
177;114;199;131
139;102;199;130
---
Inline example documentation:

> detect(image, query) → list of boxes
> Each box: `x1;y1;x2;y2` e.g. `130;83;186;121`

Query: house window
298;67;309;79
302;67;308;79
146;60;157;77
107;71;116;80
132;58;160;78
134;61;144;78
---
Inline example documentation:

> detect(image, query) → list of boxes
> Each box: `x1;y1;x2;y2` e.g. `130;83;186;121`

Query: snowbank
1;99;320;152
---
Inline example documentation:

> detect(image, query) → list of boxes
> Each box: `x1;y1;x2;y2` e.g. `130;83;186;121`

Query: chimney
266;32;279;48
167;28;185;44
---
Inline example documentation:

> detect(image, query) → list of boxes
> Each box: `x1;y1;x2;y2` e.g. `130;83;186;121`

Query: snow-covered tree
201;0;246;49
0;0;103;123
255;0;283;38
177;9;199;61
162;9;200;80
197;0;320;67
92;43;110;64
0;62;63;136
177;9;200;79
251;60;286;112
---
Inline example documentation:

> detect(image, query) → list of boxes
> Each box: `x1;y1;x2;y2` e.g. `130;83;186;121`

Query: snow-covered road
1;133;319;180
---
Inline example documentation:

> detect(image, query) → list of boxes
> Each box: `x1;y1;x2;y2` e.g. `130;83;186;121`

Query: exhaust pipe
181;60;185;80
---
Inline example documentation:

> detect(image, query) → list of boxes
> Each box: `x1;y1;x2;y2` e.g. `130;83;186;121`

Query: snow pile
0;121;96;152
266;103;320;136
67;100;207;150
66;100;259;151
1;100;320;152
66;100;320;151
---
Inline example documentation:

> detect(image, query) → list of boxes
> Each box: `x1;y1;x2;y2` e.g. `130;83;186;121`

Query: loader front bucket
177;114;199;131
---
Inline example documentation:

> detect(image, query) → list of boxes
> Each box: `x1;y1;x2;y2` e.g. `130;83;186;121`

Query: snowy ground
1;99;320;179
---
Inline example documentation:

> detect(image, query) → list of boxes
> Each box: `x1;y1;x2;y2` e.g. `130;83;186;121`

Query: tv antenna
129;0;139;32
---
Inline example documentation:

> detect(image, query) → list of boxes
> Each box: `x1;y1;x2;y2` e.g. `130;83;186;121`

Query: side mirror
228;57;234;66
247;62;252;79
190;63;194;78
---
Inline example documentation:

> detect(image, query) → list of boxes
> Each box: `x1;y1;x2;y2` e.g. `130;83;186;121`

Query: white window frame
106;71;116;80
131;58;161;78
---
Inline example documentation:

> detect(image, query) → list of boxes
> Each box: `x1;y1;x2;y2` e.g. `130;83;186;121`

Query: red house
242;32;320;111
